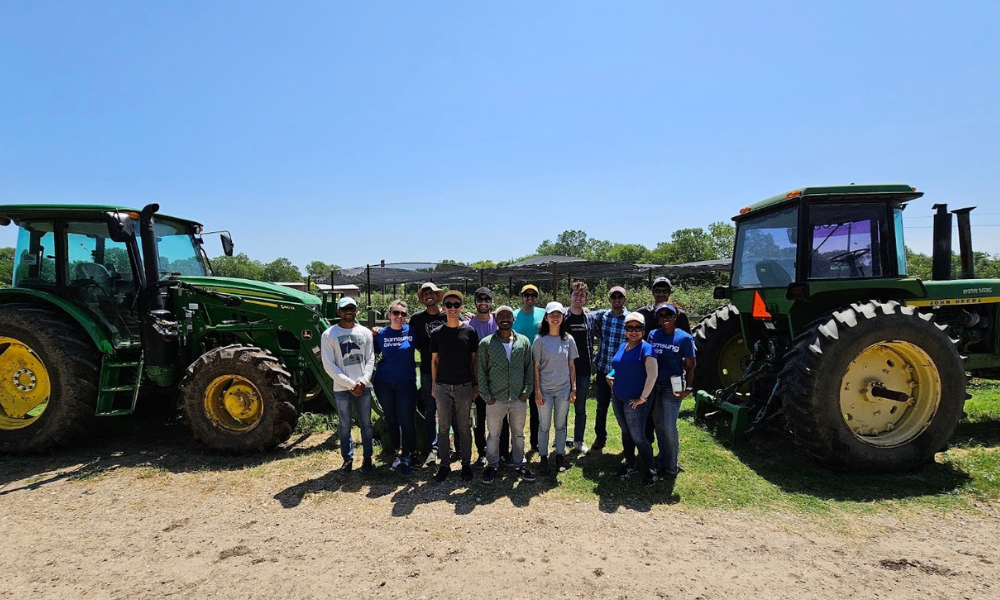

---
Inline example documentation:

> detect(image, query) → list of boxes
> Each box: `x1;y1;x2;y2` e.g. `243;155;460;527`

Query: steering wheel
829;248;871;263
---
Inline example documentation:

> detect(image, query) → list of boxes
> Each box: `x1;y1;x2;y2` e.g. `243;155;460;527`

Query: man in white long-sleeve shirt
321;296;376;473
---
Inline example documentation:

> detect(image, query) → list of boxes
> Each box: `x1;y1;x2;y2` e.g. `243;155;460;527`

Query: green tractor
693;184;999;471
0;203;342;454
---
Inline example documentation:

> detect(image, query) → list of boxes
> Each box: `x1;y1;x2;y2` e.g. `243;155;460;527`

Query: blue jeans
334;389;374;462
573;374;591;446
419;371;461;456
611;394;655;470
594;370;612;443
373;378;417;456
537;385;571;457
652;383;682;475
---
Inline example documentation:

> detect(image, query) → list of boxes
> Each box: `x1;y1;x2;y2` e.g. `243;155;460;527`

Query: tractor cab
1;205;213;349
724;184;924;337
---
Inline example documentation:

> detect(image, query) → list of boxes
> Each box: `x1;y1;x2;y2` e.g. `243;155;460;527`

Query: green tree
0;246;14;287
211;253;266;280
305;260;340;279
708;221;736;260
263;257;303;282
537;230;592;258
606;243;649;264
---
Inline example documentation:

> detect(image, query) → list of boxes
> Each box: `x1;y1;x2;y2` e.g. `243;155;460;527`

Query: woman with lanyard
373;299;418;476
532;301;579;475
607;312;659;486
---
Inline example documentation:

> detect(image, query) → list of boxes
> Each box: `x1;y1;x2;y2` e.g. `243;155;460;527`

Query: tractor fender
0;288;116;354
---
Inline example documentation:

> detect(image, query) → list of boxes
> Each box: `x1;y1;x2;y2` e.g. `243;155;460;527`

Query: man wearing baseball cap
513;283;546;455
321;296;376;473
468;287;499;466
637;277;691;335
590;284;630;452
408;282;452;464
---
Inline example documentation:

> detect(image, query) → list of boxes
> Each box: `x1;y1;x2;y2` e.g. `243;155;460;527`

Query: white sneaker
391;455;402;469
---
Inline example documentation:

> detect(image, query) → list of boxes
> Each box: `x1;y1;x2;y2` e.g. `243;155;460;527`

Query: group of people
319;276;696;487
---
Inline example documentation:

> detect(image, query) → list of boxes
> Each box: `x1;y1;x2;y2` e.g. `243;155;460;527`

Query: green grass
290;379;1000;517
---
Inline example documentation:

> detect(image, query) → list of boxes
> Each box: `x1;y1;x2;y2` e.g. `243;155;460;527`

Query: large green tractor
693;184;999;471
0;204;342;454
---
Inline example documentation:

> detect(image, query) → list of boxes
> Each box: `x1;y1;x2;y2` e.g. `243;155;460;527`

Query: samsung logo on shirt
650;342;681;355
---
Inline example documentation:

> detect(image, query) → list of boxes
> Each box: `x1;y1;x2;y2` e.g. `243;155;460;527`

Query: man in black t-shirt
637;277;691;335
408;282;451;461
430;290;480;483
564;281;598;455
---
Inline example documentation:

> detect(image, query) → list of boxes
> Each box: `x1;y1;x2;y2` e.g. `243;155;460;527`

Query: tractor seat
755;259;792;288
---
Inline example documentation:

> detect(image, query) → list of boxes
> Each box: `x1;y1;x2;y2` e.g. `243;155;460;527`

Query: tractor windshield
153;219;209;279
731;206;798;289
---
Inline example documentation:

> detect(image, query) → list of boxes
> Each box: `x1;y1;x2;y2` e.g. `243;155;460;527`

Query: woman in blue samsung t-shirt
607;312;659;486
373;299;418;476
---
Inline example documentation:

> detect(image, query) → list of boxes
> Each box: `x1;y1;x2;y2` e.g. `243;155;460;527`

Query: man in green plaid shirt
477;305;536;484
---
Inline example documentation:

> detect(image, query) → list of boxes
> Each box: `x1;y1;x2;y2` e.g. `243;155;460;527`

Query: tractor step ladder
96;354;144;416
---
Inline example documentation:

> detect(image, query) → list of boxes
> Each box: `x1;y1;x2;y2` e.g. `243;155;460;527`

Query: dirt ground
2;419;998;600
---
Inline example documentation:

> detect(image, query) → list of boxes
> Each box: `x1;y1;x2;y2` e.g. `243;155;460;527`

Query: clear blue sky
2;1;999;271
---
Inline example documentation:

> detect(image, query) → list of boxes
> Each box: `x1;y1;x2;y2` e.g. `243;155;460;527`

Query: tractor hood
174;276;321;306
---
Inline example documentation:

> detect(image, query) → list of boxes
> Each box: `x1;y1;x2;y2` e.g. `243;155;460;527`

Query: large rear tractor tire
779;300;966;472
693;304;751;394
180;345;299;454
0;303;99;452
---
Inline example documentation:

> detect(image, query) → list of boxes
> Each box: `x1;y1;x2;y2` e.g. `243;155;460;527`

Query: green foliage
906;247;1000;280
305;260;340;279
263;257;303;282
0;246;13;287
211;253;266;280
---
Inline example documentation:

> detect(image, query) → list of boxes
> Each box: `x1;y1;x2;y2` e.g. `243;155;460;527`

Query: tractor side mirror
786;227;797;244
220;233;234;257
105;212;136;243
713;285;730;300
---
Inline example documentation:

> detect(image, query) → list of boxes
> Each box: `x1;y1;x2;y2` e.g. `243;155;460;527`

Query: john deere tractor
0;204;342;454
693;184;999;471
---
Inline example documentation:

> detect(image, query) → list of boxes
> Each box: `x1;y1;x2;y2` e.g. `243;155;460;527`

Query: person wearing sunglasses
606;312;659;486
647;302;695;481
321;296;376;474
467;287;499;468
532;301;579;475
636;277;691;336
373;299;418;477
590;285;630;452
430;290;480;483
513;284;546;455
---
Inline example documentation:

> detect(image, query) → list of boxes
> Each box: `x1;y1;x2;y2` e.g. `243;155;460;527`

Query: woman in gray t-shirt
532;302;579;475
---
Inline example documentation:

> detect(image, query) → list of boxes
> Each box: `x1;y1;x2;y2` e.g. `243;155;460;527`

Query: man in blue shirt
512;284;545;454
647;302;696;479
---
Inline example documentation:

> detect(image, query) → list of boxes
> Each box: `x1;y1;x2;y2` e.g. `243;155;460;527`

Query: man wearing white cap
321;296;376;473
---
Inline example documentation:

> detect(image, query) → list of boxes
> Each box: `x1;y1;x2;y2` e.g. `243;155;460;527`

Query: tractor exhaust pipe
952;207;976;279
931;203;952;281
140;203;164;310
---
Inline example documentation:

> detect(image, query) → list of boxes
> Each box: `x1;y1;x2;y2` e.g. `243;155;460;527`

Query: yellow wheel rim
203;374;263;433
0;336;53;430
717;333;750;393
840;341;941;447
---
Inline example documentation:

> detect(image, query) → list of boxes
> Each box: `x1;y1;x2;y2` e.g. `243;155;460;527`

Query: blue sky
2;1;999;271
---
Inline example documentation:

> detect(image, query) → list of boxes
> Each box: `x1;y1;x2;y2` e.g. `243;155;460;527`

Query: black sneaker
539;456;550;476
555;454;566;473
482;466;497;484
643;469;659;487
514;466;536;482
473;455;487;469
434;465;451;482
618;463;637;479
590;439;606;452
340;460;353;474
361;457;375;473
461;465;474;481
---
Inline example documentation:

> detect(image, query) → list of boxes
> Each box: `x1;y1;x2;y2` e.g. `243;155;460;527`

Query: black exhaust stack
931;203;952;281
139;204;163;310
952;207;976;279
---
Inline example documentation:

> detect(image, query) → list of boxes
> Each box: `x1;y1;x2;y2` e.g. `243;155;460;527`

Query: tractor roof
735;184;924;220
0;204;202;229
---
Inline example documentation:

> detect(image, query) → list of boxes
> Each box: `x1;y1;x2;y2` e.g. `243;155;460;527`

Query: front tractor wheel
180;345;299;454
693;304;751;394
779;300;966;472
0;304;99;453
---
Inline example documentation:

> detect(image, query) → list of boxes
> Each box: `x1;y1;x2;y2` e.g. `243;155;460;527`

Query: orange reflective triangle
751;290;772;320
